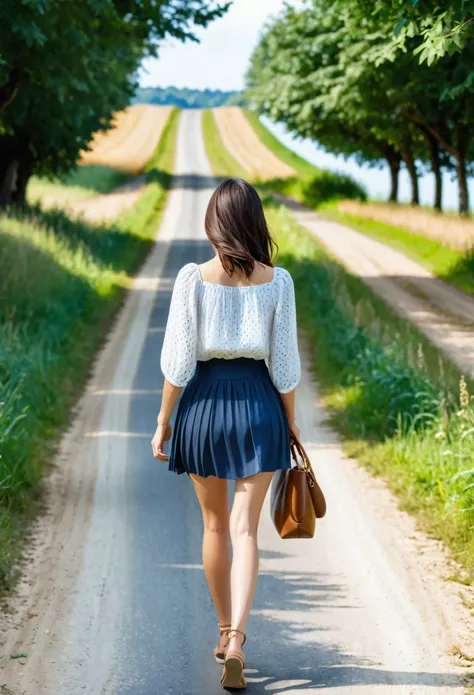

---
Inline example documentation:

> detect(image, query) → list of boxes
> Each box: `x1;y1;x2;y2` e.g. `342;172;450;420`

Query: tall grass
27;165;131;204
0;107;179;591
270;204;474;577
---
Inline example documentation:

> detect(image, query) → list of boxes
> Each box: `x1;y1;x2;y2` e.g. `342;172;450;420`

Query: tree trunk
401;144;419;205
0;159;18;207
386;149;401;203
426;133;442;211
456;152;469;215
455;125;469;215
12;157;33;206
0;70;20;114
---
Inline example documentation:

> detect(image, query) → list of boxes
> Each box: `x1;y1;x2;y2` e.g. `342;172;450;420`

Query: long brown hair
204;178;277;278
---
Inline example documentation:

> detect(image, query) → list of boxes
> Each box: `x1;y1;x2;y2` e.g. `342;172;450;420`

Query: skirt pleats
169;358;291;480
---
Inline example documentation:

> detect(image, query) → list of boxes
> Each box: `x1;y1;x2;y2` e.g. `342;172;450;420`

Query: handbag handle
290;437;317;488
289;434;327;519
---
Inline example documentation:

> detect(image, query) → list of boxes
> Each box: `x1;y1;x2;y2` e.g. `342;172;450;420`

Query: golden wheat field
338;200;474;250
212;107;294;180
80;105;172;174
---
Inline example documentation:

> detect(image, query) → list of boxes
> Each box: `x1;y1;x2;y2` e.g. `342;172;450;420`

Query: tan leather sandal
221;629;247;689
214;623;231;664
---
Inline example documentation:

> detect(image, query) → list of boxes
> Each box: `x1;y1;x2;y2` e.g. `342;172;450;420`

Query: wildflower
435;431;446;440
417;343;425;371
459;375;470;419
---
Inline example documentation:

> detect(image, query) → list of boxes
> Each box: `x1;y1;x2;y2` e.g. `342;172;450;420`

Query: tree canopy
344;0;474;64
247;0;474;213
0;0;229;205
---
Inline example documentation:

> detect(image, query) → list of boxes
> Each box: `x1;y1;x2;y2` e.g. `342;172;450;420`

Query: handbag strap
290;437;317;488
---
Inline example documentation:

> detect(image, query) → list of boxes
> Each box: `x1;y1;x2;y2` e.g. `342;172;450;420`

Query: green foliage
300;171;367;208
0;107;178;591
352;1;474;63
134;86;245;109
0;1;229;205
247;1;474;214
272;204;474;577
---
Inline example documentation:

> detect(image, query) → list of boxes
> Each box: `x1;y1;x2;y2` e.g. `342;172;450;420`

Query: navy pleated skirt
169;358;292;479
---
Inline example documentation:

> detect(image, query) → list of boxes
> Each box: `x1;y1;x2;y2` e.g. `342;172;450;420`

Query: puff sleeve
160;263;199;387
268;268;301;393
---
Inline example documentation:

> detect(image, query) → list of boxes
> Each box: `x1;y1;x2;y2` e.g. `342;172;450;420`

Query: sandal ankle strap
228;628;246;647
218;622;232;633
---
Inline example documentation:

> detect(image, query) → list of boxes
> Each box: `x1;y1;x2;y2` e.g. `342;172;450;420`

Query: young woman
151;178;301;689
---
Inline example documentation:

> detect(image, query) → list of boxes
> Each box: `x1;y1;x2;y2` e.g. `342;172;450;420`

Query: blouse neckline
194;263;278;290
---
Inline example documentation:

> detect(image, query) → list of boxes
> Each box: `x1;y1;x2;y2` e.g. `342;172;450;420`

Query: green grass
321;203;474;298
202;110;247;179
27;165;131;204
243;109;318;176
271;204;474;579
0;107;179;593
203;107;474;580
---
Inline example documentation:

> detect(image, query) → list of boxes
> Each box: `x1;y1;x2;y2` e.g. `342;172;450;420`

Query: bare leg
190;474;231;630
228;471;274;655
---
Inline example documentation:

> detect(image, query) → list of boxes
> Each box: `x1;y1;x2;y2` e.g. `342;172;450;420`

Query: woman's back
160;261;300;394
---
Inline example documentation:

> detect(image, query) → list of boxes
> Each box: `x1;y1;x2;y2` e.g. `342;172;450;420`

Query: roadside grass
203;108;474;580
202;110;247;179
27;165;132;205
0;107;179;593
243;109;318;176
269;204;474;579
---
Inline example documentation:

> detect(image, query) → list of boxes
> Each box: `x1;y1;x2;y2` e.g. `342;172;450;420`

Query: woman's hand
151;422;172;461
289;422;301;443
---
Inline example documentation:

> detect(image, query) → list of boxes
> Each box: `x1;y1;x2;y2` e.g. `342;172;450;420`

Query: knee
203;515;229;536
229;513;257;541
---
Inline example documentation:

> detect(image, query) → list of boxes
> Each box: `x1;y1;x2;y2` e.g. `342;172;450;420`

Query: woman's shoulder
273;266;294;288
175;262;200;284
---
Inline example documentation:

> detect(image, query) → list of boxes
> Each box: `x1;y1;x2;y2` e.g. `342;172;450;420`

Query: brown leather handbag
271;437;326;539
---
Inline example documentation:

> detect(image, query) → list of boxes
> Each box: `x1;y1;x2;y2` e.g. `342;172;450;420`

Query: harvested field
80;105;172;174
212;107;294;180
339;200;474;250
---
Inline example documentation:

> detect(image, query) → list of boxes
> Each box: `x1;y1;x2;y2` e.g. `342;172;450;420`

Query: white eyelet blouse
160;263;301;393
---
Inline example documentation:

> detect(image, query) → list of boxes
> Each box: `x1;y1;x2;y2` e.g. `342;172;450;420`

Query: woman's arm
280;389;301;441
151;379;182;461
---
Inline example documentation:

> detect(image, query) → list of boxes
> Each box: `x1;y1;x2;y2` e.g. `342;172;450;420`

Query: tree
345;1;474;63
247;5;394;195
247;0;474;214
0;0;229;205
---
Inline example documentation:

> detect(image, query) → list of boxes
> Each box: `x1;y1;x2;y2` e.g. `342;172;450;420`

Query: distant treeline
133;86;245;109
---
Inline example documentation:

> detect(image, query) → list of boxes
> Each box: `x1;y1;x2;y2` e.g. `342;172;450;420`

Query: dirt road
278;196;474;379
1;111;471;694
